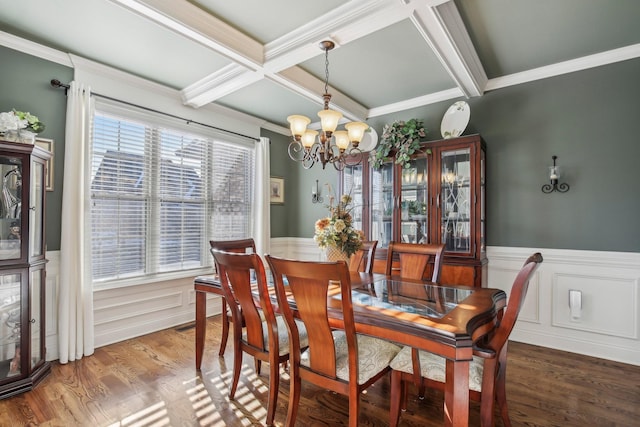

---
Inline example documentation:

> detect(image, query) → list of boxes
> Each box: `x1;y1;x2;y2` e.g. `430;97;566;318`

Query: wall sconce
542;155;570;193
311;179;323;203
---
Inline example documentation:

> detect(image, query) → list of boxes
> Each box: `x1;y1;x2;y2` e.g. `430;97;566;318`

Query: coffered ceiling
1;0;639;135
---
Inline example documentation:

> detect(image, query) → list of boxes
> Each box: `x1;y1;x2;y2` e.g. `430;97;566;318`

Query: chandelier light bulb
333;130;350;151
317;109;342;135
345;121;369;146
287;115;311;140
301;129;318;148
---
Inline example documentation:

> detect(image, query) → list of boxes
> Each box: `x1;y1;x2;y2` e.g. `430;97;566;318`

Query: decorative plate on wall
440;101;470;139
357;127;378;152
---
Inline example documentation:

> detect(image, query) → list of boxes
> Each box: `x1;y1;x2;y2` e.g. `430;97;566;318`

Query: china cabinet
340;134;486;287
0;140;51;399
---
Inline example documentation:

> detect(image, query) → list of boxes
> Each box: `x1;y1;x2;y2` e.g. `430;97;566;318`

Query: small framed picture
270;176;285;204
35;138;54;191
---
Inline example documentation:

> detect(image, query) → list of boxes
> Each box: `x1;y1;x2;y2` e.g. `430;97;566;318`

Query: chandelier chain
324;46;330;96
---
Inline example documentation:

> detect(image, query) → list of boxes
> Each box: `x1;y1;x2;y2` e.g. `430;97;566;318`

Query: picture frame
35;138;54;191
270;176;285;204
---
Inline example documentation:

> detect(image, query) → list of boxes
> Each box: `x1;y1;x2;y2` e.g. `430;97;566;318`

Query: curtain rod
50;79;260;142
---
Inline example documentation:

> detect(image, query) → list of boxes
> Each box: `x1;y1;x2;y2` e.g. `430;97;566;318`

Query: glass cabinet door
341;164;364;232
30;268;44;369
400;157;428;244
440;148;472;254
0;272;22;378
371;160;394;248
29;160;45;258
0;157;23;261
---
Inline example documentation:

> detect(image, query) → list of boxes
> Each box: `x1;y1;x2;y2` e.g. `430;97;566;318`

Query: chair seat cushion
244;316;308;356
301;331;401;385
389;346;484;392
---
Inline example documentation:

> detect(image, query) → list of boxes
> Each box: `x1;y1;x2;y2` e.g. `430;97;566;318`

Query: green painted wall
262;128;337;238
4;45;640;253
0;46;72;251
274;58;640;253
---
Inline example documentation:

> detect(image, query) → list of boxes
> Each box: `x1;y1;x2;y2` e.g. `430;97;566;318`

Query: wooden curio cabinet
0;140;51;399
340;134;487;287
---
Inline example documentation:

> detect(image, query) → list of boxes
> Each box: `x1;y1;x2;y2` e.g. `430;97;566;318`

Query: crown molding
0;30;72;67
486;43;640;92
367;87;463;117
260;121;290;136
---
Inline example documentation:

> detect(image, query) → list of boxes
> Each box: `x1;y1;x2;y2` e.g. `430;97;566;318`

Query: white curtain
253;137;271;257
58;81;94;363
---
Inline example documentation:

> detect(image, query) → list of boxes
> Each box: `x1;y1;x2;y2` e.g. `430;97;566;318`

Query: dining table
194;271;506;427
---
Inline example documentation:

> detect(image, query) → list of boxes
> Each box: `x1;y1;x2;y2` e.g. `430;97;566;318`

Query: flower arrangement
313;186;363;257
370;118;427;169
0;110;45;133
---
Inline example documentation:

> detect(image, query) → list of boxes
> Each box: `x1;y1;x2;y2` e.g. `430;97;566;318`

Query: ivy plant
370;118;427;169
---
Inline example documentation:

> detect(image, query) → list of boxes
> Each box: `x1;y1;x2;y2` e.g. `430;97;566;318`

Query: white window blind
90;101;255;284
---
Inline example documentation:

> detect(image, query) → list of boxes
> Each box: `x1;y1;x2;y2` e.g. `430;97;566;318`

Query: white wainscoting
487;246;639;366
42;242;640;366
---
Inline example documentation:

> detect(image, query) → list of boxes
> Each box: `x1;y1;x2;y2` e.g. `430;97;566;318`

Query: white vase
18;130;36;144
2;129;35;144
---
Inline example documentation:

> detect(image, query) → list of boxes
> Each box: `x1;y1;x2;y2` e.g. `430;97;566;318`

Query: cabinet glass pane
0;158;22;260
0;273;22;378
30;270;42;368
400;158;428;244
30;161;44;257
342;164;363;232
441;148;471;253
371;161;393;248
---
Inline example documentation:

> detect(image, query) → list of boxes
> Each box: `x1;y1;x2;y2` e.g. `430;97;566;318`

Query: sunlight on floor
182;363;270;426
107;401;170;427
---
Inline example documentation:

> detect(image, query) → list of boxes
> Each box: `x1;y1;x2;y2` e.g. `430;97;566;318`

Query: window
90;100;255;284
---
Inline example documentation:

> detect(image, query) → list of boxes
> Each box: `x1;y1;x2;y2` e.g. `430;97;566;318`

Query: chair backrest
385;242;445;281
266;256;356;382
484;252;543;353
209;238;256;274
209;238;256;253
349;240;378;273
210;249;276;353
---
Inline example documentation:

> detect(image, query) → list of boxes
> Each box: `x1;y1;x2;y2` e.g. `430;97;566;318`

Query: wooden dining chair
349;240;378;273
209;238;256;356
265;255;402;427
385;241;445;281
389;252;543;427
211;249;309;426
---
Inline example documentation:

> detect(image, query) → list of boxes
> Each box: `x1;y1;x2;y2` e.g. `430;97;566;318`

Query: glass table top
347;279;475;318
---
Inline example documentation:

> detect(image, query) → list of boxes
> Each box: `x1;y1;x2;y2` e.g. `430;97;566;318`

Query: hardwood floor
0;315;638;426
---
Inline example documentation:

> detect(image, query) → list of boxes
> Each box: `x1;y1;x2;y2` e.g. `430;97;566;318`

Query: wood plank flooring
0;315;638;426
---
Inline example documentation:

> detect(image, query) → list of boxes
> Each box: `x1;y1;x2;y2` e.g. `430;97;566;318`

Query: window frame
90;99;256;289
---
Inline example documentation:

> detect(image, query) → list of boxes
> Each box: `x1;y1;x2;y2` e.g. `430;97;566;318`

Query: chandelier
287;41;369;170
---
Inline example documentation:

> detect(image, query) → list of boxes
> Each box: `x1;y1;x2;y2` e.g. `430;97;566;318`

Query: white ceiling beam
263;0;408;73
411;1;487;97
181;65;264;108
108;0;263;69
